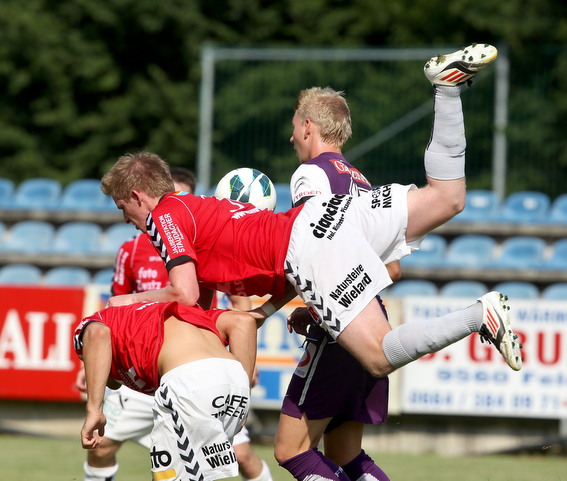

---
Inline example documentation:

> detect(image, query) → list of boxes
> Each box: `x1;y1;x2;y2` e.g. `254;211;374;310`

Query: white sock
382;301;482;369
424;85;466;180
243;460;273;481
84;461;119;481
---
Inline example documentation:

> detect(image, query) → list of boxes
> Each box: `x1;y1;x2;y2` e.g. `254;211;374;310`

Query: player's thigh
337;297;393;377
87;437;124;465
274;413;330;463
323;421;364;466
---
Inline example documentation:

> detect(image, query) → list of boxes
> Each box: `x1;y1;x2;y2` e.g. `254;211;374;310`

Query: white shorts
233;425;250;446
285;184;419;339
150;358;250;481
102;385;154;448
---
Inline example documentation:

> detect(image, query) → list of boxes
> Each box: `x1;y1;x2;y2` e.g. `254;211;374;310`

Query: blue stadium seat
493;281;539;299
0;220;56;254
547;193;567;224
59;179;111;211
401;234;447;268
44;266;92;286
439;280;488;298
0;264;42;285
541;239;567;270
443;235;497;268
92;268;115;286
450;189;501;223
274;183;292;212
12;178;62;210
541;283;567;301
51;222;104;255
497;191;550;224
493;236;547;269
0;178;15;208
100;223;138;255
389;280;438;297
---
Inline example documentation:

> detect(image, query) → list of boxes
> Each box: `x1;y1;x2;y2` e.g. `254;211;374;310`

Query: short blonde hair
295;87;352;148
101;152;174;201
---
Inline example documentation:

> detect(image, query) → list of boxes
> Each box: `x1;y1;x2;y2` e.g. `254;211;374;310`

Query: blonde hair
101;152;174;201
295;87;352;148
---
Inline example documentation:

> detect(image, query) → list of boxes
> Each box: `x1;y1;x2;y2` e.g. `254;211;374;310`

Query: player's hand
107;294;136;307
81;412;106;449
287;307;311;335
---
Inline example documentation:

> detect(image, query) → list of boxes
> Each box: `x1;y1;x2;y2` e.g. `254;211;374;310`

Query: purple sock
280;447;351;481
341;450;391;481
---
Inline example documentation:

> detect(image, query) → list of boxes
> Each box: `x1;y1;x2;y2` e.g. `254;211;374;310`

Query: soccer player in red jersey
75;301;257;481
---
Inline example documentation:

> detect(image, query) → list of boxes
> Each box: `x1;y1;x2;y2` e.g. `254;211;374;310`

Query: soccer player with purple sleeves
275;86;394;481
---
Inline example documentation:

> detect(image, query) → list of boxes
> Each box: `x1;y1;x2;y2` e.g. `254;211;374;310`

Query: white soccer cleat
424;43;498;86
477;291;522;371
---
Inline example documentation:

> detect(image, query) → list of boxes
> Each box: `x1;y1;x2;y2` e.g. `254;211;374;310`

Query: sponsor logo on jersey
330;264;373;308
331;159;371;187
371;184;392;209
158;212;185;254
202;441;237;468
310;194;352;240
211;393;249;420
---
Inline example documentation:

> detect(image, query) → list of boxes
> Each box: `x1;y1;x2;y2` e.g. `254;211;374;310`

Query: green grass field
2;433;565;481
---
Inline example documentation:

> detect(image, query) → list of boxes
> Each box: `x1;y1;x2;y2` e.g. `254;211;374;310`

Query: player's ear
131;190;143;205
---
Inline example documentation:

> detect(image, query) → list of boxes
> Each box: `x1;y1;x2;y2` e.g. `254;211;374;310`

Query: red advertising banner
0;286;86;401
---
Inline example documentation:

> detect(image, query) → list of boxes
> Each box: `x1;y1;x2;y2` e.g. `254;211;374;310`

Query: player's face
115;197;148;232
290;112;309;163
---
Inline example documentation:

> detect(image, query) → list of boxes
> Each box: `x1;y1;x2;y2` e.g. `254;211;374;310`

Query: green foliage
0;0;565;197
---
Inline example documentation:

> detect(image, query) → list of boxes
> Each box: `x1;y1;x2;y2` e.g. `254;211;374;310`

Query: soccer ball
214;168;277;211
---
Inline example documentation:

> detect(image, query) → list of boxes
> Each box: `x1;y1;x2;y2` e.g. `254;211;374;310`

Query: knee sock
84;462;118;481
280;448;351;481
341;450;391;481
424;85;466;181
243;460;273;481
382;301;482;369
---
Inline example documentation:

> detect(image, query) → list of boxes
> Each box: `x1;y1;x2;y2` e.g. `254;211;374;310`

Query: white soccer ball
214;168;277;211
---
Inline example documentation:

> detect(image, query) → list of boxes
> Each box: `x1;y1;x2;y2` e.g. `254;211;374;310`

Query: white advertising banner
400;297;567;419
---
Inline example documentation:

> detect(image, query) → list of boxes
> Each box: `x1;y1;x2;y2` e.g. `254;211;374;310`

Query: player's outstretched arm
252;281;298;328
107;261;201;307
216;310;258;385
80;322;112;449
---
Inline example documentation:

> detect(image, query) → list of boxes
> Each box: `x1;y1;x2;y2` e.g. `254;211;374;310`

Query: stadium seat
540;239;567;270
389;280;438;297
439;280;488;298
541;283;567;301
92;268;115;286
0;264;42;285
450;189;501;223
59;179;111;211
400;234;447;268
0;178;15;208
497;191;550;224
493;281;539;299
44;266;92;286
0;220;56;254
493;236;547;269
11;178;62;210
100;223;138;255
51;222;104;255
547;193;567;224
443;235;497;268
274;183;292;212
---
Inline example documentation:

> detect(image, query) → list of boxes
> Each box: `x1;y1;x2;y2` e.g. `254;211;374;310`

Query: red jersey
146;193;303;297
112;233;169;295
73;302;225;395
